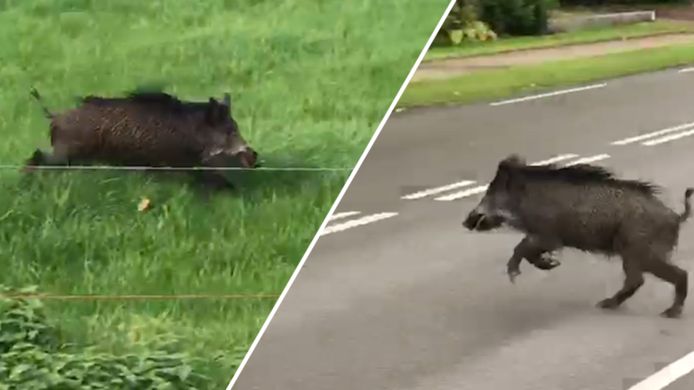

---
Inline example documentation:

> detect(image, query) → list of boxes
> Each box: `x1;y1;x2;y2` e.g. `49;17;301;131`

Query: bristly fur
518;163;660;195
79;90;220;115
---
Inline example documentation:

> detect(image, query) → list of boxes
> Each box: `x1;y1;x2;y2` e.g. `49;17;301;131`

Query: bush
0;285;209;389
477;0;558;36
435;0;557;44
434;0;498;45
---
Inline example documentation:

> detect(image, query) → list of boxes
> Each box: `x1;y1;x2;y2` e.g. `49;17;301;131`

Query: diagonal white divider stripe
223;1;460;388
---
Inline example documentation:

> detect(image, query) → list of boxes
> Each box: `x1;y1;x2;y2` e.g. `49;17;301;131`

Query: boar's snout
463;210;483;231
462;209;505;232
236;147;259;168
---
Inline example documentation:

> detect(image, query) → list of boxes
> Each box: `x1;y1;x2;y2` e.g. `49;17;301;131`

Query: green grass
400;42;694;108
425;20;694;61
0;0;450;387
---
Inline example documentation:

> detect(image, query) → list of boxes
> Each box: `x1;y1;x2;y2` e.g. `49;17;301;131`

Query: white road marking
643;127;694;146
328;211;361;221
627;350;694;390
435;185;489;201
490;83;607;106
530;154;580;166
320;212;399;236
564;154;610;166
429;154;608;202
678;67;694;73
611;122;694;145
401;180;476;200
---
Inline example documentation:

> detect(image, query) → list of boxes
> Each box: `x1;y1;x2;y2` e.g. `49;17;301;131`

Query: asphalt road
231;68;694;390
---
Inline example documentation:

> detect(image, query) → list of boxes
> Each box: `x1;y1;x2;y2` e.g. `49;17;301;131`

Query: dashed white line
678;67;694;73
530;154;580;166
643;127;694;146
435;185;489;201
564;154;610;166
328;211;361;221
627;350;694;390
401;180;476;200
611;122;694;145
490;83;607;107
320;212;398;236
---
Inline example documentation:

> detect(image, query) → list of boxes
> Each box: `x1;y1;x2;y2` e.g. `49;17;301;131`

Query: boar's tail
29;88;54;119
678;188;694;223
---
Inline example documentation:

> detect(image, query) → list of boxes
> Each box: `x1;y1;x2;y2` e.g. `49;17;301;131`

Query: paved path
230;68;694;390
414;33;694;81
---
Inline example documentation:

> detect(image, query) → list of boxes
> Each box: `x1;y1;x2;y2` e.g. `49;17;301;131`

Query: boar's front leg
507;236;561;283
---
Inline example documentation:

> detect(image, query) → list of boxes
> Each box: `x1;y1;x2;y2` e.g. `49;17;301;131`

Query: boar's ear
498;154;526;170
206;98;230;124
222;93;232;111
496;154;525;191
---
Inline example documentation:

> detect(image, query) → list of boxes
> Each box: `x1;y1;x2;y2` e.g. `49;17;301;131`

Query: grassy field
425;20;694;60
0;0;450;387
400;42;694;108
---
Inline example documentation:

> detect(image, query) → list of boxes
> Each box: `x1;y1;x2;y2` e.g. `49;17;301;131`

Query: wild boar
25;88;259;189
463;155;693;318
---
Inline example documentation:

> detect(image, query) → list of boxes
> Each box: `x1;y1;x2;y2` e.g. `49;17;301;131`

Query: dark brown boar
25;88;259;189
463;155;693;318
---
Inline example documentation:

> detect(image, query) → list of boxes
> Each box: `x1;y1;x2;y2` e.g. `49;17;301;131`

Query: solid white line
435;184;489;201
627;350;694;390
611;122;694;145
643;127;694;146
320;212;398;236
530;154;579;166
401;180;476;200
489;83;607;107
564;154;610;166
328;211;361;221
678;67;694;73
223;2;459;388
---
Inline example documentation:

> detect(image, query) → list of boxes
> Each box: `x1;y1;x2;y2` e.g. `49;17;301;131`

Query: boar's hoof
507;267;521;284
534;255;561;271
660;306;683;319
596;298;620;310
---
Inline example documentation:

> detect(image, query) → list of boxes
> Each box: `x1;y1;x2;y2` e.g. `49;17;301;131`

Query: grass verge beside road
425;20;694;61
401;42;694;108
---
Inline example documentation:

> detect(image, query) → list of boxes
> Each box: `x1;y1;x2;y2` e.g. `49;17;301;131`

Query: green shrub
435;0;497;45
435;0;557;45
478;0;558;36
0;285;208;389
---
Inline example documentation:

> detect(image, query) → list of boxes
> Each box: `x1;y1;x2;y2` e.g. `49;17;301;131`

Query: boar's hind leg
644;261;687;318
597;257;644;311
507;236;560;283
23;146;70;172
